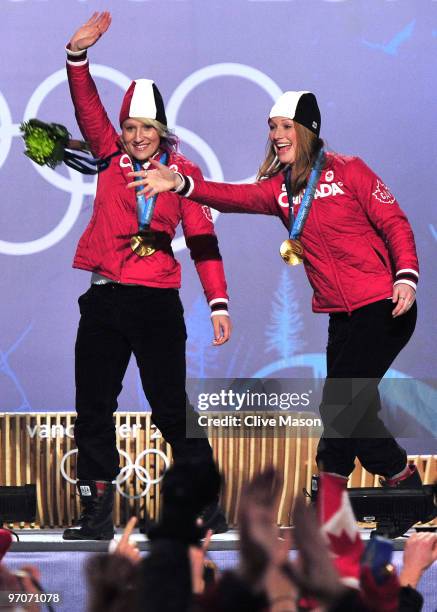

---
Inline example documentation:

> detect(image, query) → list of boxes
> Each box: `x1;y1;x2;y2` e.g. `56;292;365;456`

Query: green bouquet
20;119;115;175
20;119;78;168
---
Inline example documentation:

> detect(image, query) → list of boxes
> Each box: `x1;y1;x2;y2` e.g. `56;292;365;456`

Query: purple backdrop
0;1;436;452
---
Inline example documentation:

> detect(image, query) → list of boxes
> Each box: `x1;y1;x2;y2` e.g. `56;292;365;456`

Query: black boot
63;480;115;541
374;465;437;539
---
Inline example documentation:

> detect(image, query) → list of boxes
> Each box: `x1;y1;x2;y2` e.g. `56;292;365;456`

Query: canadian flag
318;472;364;589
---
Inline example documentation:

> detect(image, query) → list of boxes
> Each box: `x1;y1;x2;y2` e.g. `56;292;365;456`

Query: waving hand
69;11;112;53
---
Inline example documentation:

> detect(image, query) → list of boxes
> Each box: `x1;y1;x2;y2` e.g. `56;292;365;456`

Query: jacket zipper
311;204;352;314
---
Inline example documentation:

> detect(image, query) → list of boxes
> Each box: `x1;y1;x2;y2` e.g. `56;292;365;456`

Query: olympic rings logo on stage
0;63;282;256
60;448;170;499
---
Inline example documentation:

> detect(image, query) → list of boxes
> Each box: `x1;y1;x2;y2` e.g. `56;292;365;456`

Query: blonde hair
257;122;324;195
124;117;179;153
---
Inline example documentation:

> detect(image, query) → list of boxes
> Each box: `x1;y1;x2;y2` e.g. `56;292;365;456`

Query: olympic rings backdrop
1;0;436;455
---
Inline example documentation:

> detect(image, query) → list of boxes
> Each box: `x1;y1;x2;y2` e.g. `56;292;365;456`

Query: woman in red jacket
136;89;427;537
62;12;231;540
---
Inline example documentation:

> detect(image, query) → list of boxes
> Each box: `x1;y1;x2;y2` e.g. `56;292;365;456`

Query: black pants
74;284;212;481
316;299;417;478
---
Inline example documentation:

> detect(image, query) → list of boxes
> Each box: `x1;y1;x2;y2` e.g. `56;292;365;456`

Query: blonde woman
63;12;231;540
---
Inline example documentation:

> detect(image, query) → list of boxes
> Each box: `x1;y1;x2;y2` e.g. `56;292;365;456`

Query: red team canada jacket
181;153;419;313
67;60;228;305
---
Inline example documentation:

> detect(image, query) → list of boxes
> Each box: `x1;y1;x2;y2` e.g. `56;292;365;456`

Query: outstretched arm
127;159;280;216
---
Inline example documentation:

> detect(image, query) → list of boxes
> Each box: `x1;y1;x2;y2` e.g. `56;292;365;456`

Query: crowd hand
189;529;214;595
286;496;344;604
392;283;416;318
69;11;112;53
399;532;437;588
212;314;232;346
238;469;285;585
4;565;42;612
127;160;181;198
113;516;141;565
238;469;298;608
263;535;297;612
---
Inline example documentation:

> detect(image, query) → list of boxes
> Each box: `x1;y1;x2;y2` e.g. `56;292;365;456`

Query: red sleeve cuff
65;44;88;63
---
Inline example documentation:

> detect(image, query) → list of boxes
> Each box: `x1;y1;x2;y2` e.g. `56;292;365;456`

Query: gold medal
280;238;304;266
130;232;156;257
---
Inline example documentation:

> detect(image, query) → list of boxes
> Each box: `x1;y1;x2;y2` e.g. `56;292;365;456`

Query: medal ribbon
284;148;325;240
134;152;168;231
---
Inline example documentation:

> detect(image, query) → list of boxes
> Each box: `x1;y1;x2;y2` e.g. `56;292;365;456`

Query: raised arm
66;12;118;158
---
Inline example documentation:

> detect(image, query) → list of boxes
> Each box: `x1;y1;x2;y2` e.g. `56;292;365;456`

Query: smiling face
121;118;161;161
268;116;298;165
